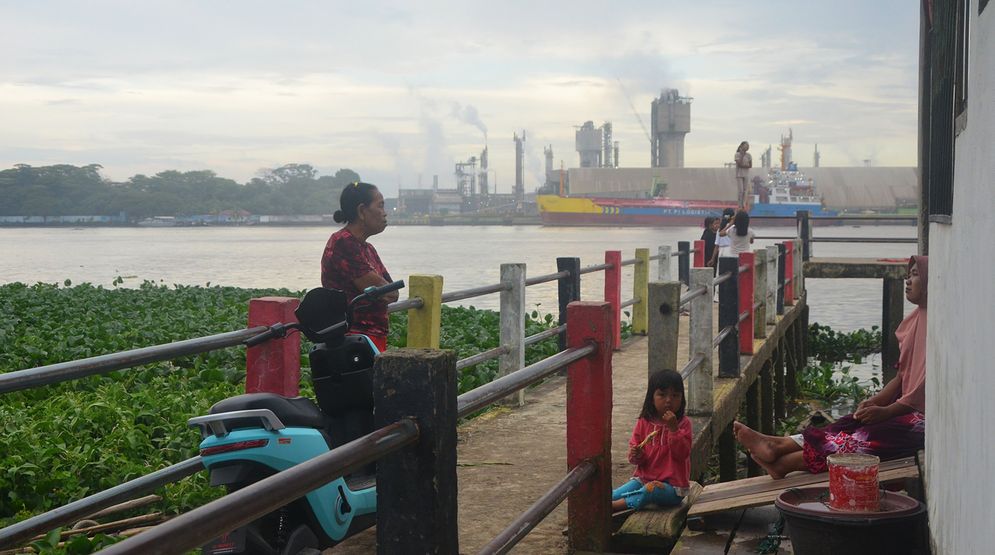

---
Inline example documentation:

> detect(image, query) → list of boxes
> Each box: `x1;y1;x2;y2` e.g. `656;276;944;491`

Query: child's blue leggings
612;478;683;510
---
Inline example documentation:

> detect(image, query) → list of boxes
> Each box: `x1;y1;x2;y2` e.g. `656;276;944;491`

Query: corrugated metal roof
567;167;918;209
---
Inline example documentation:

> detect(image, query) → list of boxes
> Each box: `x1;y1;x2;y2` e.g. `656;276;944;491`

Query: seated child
612;369;692;511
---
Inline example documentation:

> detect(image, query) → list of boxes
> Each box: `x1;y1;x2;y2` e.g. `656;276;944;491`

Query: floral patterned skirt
801;412;925;473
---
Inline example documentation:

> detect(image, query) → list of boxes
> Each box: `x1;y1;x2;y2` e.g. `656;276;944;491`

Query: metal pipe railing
0;327;267;395
441;282;511;303
525;325;566;346
620;297;638;309
97;420;419;555
755;236;917;244
477;461;596;555
456;345;511;371
680;285;708;306
388;297;424;313
0;457;204;549
620;258;638;266
713;325;735;348
457;344;597;418
713;271;733;286
578;263;612;275
525;270;570;287
680;354;705;380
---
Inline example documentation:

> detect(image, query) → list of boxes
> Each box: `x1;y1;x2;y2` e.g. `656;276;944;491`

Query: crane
616;77;652;147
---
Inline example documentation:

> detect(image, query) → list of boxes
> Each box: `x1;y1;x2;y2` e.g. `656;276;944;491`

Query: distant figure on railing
735;256;928;479
701;216;720;268
734;141;752;209
720;209;755;256
321;182;397;352
612;370;692;511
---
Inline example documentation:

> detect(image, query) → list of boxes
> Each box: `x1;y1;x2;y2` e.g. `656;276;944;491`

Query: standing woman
721;209;755;256
734;141;752;209
320;182;397;352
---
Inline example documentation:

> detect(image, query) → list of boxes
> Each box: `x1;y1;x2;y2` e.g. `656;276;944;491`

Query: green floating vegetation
807;322;882;363
0;280;560;527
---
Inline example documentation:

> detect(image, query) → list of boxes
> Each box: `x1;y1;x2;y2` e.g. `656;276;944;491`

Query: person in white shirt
720;210;755;255
714;208;736;262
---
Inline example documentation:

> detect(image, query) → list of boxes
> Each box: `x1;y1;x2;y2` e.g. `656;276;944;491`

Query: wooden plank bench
611;481;703;552
688;456;919;516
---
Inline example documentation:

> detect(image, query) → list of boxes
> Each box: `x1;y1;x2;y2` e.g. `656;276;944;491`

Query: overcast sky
1;1;920;196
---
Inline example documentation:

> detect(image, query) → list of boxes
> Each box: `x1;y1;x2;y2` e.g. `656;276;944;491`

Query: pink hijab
894;255;927;412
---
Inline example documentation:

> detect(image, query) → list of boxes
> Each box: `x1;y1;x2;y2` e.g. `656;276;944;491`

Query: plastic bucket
827;453;879;511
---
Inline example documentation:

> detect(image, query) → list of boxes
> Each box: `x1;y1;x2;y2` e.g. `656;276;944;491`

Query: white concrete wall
926;8;995;553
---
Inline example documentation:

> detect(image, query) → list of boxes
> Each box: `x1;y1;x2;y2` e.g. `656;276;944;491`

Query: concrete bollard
632;248;650;335
407;274;443;349
658;245;672;281
738;252;755;355
688;268;714;415
766;245;778;325
374;349;458;555
604;250;622;349
648;281;681;377
754;249;768;339
499;263;526;406
718;257;740;378
556;257;581;351
565;301;614;553
246;297;301;396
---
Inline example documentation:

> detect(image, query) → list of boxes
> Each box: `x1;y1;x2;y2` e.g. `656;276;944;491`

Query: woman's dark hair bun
336;182;378;224
333;210;346;223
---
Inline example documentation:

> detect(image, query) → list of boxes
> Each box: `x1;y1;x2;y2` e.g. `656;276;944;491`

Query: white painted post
766;245;778;325
688;268;714;415
754;249;768;339
658;245;672;282
500;263;526;406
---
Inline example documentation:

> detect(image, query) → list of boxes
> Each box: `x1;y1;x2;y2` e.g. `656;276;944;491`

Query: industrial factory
394;88;916;221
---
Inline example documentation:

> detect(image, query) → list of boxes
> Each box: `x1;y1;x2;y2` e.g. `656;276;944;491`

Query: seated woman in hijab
734;255;928;478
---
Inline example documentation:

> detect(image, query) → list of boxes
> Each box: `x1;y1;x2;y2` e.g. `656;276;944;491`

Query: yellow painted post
632;248;650;334
407;274;443;349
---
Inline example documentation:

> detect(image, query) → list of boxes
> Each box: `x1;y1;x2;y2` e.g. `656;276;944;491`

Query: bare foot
751;453;785;480
733;421;778;463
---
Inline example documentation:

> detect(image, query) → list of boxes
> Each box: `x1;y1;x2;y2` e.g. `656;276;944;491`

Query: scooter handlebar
361;280;405;299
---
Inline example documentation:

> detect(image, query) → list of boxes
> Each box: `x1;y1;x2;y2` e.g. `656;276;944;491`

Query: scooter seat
210;393;327;430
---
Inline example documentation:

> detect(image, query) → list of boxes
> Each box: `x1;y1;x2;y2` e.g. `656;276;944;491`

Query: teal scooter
189;281;404;555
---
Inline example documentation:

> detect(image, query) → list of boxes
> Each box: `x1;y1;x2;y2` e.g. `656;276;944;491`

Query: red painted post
783;241;795;306
738;252;755;355
566;301;614;553
693;239;705;267
246;297;301;396
604;250;622;349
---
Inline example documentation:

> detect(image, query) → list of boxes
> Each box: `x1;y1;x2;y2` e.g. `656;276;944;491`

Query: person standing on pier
734;256;928;479
612;370;692;511
734;141;752;209
701;216;719;268
321;182;397;352
721;209;755;256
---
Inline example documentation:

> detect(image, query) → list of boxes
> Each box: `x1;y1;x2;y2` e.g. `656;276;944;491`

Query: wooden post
766;245;778;325
688;268;714;415
783;241;795;306
719;422;737;482
882;278;905;383
557;257;581;351
776;244;786;315
794;240;804;298
775;327;787;419
566;301;614;553
374;348;458;555
718;257;740;378
407;274;443;349
658;245;672;281
754;249;767;339
605;250;623;349
693;239;705;268
632;248;650;335
738;252;755;355
500;263;526;406
782;329;797;400
246;297;301;396
677;241;690;286
761;360;774;435
746;379;761;477
648;281;681;377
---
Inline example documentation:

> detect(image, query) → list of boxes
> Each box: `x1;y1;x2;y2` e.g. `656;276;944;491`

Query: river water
0;224;917;382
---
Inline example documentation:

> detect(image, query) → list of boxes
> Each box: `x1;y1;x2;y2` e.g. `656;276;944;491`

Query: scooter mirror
295;288;348;343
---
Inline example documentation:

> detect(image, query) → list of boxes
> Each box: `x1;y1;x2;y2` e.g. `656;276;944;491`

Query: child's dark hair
734;210;750;236
640;369;686;421
720;207;735;226
333;182;379;224
703;216;715;228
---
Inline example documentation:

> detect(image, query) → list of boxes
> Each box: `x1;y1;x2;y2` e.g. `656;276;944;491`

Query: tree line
0;163;361;219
